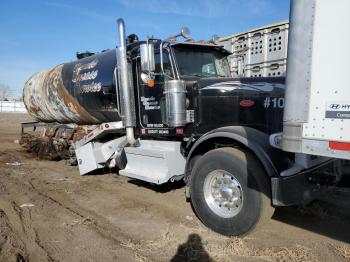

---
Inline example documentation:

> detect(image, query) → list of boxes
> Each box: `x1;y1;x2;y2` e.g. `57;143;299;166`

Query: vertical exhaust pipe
116;18;137;145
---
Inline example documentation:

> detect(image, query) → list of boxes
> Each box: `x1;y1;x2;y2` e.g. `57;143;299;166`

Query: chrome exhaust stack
116;18;137;145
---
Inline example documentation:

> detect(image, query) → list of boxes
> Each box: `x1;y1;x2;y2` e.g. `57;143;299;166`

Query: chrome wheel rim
203;170;243;218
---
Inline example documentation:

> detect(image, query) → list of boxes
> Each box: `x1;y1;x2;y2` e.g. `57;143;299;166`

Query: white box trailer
278;0;350;160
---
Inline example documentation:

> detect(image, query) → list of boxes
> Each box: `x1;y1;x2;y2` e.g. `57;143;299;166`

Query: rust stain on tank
23;65;99;124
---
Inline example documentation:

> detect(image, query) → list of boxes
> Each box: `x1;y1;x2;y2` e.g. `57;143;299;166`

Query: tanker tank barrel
23;38;120;124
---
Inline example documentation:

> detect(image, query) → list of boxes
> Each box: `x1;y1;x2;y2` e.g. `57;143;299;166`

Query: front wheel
189;147;274;236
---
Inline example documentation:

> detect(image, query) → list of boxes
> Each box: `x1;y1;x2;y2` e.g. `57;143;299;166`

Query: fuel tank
23;49;120;124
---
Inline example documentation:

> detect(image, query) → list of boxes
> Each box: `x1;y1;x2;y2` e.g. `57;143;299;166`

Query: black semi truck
22;5;344;236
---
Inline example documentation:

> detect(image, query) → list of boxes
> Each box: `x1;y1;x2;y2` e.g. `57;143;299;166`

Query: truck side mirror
181;27;191;39
140;42;155;73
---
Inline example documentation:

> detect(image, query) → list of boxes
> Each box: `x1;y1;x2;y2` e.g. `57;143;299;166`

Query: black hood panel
185;77;286;136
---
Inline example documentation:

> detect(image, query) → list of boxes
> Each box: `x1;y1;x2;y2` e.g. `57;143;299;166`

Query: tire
189;147;274;236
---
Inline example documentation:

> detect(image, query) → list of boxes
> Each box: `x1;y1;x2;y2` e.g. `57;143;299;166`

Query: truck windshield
173;46;231;78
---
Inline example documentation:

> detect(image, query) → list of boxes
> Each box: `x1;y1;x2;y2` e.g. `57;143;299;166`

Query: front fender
186;126;292;179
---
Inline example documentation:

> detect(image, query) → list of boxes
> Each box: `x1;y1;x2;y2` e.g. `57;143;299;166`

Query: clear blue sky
0;0;290;95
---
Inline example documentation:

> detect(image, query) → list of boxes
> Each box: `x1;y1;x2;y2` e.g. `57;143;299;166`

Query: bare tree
0;83;12;100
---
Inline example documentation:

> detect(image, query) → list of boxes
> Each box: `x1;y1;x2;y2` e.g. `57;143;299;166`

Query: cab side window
154;51;172;80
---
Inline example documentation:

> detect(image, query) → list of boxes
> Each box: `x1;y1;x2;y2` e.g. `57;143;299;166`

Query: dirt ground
0;113;349;262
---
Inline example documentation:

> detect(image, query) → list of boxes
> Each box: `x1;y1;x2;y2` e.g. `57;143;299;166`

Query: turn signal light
147;79;155;88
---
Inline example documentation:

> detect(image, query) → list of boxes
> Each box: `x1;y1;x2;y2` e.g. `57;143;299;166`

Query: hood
189;77;286;135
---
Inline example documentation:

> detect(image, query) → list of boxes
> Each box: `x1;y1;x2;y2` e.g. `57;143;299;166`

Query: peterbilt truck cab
120;36;338;236
127;39;285;138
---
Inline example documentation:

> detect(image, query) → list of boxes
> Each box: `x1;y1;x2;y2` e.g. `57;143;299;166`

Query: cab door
137;50;173;131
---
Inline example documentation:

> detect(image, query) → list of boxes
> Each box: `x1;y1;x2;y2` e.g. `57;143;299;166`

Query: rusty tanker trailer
23;49;121;124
